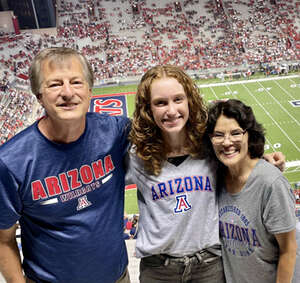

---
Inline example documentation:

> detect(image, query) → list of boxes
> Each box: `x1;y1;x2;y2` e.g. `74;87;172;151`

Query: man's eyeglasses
210;129;247;145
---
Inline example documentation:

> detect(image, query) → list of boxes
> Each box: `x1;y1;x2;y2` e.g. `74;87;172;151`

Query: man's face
38;56;92;124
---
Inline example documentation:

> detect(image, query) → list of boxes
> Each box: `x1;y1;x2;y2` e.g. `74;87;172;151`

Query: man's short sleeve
0;159;22;229
115;116;131;156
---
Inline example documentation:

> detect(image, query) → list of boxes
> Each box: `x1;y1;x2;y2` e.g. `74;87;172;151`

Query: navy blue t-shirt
0;112;130;283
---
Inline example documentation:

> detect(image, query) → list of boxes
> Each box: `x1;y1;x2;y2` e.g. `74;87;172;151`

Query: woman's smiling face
211;114;250;169
150;77;189;140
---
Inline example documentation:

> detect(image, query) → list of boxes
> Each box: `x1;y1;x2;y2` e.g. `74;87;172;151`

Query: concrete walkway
126;239;140;283
0;240;140;283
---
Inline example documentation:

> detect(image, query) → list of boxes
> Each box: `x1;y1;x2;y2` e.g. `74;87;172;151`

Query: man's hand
264;152;286;172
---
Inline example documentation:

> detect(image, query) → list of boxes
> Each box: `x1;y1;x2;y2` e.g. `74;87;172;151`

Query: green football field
92;75;300;214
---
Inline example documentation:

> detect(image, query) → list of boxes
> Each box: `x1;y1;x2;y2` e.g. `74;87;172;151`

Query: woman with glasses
205;99;297;283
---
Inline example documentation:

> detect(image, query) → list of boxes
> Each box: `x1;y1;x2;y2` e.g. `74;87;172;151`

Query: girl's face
150;77;189;139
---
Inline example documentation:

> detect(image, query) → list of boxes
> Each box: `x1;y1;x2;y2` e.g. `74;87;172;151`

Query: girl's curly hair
129;65;208;175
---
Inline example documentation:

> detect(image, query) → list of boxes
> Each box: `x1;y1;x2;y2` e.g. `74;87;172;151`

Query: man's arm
275;230;297;283
264;151;286;172
0;224;25;283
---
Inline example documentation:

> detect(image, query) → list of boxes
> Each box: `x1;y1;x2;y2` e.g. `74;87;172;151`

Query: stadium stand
0;0;299;158
0;5;299;154
0;0;299;166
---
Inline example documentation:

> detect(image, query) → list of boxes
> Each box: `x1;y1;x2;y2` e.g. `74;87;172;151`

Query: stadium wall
0;11;14;33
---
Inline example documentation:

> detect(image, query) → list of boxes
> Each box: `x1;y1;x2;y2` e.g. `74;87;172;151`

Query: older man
0;47;130;283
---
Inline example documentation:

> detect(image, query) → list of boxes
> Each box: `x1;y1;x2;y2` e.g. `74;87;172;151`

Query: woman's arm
275;229;297;283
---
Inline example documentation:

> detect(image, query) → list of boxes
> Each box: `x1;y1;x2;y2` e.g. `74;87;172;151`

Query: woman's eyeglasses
210;129;247;145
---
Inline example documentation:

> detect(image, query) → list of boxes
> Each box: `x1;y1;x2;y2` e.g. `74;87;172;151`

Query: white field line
209;86;219;99
265;137;276;151
274;80;296;100
257;81;300;127
285;169;300;174
242;84;300;153
289;77;300;87
198;75;300;88
286;161;300;168
226;85;238;99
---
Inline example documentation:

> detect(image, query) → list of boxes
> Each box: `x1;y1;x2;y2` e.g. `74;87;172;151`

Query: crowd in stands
123;214;139;240
0;0;300;143
0;88;37;144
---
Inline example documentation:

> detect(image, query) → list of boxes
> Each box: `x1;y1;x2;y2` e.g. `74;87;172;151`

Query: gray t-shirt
126;149;220;258
219;159;296;283
292;221;300;283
